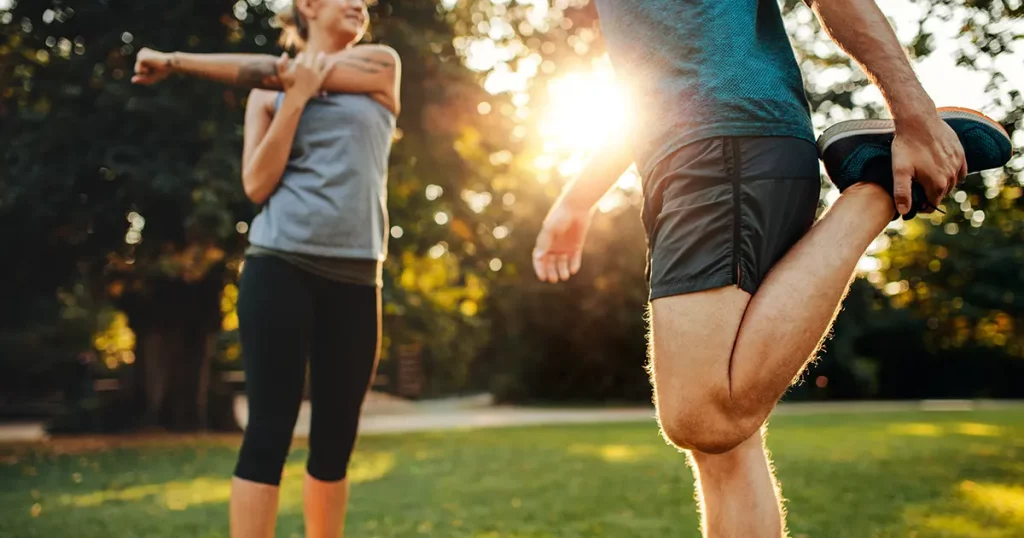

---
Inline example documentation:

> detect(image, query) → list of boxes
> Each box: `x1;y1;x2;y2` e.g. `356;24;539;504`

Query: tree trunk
120;267;237;431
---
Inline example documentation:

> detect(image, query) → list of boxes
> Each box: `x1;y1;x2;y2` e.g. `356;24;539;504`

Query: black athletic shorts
643;137;822;300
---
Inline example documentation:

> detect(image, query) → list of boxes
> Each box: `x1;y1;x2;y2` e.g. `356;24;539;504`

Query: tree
3;0;1022;418
0;0;517;428
472;0;1024;401
792;0;1024;399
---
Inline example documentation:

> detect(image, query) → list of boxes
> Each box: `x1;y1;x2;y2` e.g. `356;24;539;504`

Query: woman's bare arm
241;89;303;205
134;45;401;114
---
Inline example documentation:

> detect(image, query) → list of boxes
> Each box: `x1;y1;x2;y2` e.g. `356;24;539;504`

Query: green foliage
2;0;1024;411
853;166;1024;399
1;0;263;426
487;204;651;403
484;0;1024;402
0;0;514;410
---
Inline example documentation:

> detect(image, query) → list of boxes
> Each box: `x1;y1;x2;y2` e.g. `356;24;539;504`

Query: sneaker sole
816;107;1011;155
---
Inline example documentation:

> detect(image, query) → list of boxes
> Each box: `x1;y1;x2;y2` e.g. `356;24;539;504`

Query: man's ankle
841;181;889;199
835;182;895;218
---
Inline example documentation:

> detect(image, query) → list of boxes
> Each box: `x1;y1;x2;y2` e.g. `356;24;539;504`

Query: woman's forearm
167;50;398;110
170;52;284;90
243;93;306;204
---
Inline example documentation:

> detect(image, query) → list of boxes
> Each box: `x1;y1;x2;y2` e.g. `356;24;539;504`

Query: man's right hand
533;200;593;283
891;112;967;215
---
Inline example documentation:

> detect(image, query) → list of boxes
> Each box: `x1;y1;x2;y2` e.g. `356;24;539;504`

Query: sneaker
817;107;1013;219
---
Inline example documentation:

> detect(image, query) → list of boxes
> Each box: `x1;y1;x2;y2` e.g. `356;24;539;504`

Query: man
532;0;1012;536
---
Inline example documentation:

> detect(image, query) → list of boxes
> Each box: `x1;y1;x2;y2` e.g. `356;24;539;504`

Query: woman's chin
333;27;361;44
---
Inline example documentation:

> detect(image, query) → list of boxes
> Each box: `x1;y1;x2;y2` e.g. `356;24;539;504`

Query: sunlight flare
539;63;631;154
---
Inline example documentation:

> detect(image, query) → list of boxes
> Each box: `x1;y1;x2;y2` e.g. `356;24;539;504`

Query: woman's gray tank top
248;92;395;262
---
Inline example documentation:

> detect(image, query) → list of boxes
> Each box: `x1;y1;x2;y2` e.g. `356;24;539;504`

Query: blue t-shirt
594;0;815;178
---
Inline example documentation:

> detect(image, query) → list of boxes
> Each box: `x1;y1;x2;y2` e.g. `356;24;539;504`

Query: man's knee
656;389;764;455
651;346;763;454
648;288;766;453
658;405;742;454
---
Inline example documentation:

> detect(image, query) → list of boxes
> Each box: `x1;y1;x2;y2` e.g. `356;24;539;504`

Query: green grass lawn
2;409;1023;538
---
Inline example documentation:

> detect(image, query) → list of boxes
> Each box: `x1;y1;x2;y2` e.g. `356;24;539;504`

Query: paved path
0;423;47;443
231;395;658;437
227;397;1024;437
364;407;652;436
3;398;1022;443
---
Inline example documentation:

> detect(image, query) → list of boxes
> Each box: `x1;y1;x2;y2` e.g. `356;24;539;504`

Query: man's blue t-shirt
594;0;815;178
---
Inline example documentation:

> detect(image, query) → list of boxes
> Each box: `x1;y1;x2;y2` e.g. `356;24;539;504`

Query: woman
132;1;400;536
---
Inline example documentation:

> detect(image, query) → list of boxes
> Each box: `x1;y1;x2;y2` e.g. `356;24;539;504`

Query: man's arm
553;5;628;212
805;0;930;126
556;139;634;212
532;138;633;283
806;0;966;213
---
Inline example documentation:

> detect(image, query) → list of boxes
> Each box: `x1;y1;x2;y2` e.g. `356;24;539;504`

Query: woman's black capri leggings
234;255;380;486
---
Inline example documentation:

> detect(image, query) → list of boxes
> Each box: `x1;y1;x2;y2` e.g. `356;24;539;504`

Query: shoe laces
920;199;946;215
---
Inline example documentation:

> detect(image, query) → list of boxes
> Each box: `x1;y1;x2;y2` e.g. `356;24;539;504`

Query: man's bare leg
646;184;892;537
687;428;786;538
651;183;894;455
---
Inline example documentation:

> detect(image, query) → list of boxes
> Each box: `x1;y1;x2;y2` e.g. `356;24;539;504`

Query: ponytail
276;3;308;51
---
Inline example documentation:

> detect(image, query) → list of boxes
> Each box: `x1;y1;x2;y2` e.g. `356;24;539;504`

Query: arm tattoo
237;60;281;90
351;54;395;70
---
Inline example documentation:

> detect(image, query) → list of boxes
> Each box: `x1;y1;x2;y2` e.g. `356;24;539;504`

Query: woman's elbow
242;174;269;205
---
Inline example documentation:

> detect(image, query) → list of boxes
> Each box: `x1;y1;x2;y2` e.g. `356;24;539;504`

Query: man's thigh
648;287;750;410
644;136;819;403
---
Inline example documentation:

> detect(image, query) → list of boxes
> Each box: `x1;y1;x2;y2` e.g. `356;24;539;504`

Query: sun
533;59;640;204
538;59;632;154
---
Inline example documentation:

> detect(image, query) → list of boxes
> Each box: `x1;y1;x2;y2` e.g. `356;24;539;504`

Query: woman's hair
276;4;309;50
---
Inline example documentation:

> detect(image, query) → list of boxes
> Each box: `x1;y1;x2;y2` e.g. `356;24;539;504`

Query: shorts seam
645;139;819;300
729;138;742;287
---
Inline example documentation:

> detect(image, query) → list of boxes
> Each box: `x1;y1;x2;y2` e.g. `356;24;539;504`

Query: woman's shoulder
342;44;401;69
351;43;399;58
333;45;402;115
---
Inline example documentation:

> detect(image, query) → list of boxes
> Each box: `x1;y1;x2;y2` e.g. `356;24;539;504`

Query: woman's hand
132;48;174;85
278;52;332;103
